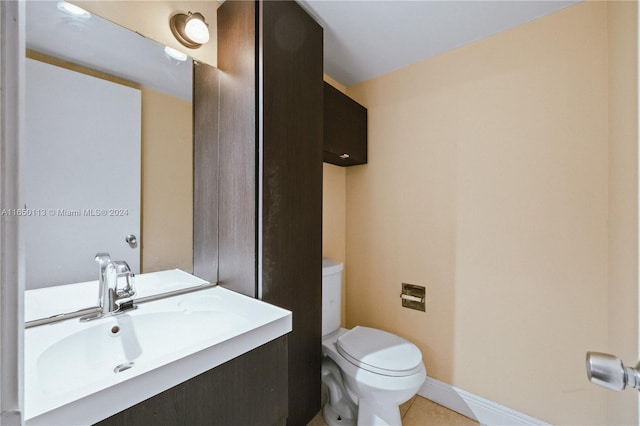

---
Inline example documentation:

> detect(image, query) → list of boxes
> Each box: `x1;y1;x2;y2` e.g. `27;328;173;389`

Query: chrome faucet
95;252;112;311
82;253;136;321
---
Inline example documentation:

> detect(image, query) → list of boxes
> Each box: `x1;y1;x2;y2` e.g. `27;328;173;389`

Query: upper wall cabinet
323;82;368;166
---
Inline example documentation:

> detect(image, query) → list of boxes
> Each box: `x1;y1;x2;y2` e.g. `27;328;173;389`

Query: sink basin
36;309;247;395
24;279;291;425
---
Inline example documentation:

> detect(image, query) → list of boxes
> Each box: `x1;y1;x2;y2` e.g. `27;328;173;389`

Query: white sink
24;274;291;425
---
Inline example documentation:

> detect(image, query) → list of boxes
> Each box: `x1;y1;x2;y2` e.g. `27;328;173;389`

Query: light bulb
185;14;209;44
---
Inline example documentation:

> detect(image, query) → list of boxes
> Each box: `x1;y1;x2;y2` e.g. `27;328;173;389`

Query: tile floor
307;395;479;426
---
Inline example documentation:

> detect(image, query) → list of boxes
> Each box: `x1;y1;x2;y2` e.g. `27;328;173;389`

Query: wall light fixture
169;12;210;49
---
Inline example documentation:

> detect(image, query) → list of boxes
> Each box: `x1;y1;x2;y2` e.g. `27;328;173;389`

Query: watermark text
1;208;129;217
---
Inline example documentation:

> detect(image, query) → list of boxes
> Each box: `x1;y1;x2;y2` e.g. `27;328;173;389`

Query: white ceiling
27;1;581;96
299;0;581;87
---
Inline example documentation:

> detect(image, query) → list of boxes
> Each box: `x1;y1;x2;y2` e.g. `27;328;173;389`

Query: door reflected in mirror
25;1;195;290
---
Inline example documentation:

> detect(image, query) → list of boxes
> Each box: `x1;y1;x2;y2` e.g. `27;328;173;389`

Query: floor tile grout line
402;395;418;419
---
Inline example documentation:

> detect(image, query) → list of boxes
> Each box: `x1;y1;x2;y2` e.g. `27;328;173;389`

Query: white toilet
321;259;426;426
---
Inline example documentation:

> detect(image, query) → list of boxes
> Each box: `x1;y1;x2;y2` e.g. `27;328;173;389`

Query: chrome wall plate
401;283;425;312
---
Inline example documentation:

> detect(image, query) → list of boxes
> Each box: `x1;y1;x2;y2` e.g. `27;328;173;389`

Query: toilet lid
336;326;423;377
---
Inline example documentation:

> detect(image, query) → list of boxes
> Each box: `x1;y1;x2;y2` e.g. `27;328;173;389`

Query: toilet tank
322;258;343;336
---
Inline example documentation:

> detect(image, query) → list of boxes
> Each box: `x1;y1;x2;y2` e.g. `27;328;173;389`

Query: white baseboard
417;377;551;426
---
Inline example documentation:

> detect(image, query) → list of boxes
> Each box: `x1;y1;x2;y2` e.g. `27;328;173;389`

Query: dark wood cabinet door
261;2;323;425
324;82;368;166
95;336;288;426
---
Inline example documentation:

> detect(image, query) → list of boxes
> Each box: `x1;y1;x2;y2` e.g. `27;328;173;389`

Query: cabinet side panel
193;62;220;283
217;0;258;297
261;1;323;425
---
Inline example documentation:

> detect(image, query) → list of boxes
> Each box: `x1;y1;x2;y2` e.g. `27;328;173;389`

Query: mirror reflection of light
56;1;91;19
164;46;188;62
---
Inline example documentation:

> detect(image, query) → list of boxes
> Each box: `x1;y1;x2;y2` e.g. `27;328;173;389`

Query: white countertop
24;271;292;425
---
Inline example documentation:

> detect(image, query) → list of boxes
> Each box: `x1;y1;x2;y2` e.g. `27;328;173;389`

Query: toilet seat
336;326;423;377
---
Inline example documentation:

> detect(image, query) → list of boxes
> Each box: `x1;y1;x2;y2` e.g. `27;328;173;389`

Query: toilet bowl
321;260;426;426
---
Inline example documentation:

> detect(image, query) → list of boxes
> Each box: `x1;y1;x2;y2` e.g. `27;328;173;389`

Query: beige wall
323;163;346;264
323;162;346;325
141;89;193;274
344;2;616;424
72;1;218;67
607;1;639;425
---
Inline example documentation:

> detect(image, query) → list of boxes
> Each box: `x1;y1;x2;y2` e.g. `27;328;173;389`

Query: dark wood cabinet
215;1;324;425
323;82;367;166
95;336;288;426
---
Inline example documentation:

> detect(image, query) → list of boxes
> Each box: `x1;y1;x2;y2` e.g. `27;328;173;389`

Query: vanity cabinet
94;336;288;426
193;1;323;425
323;82;368;166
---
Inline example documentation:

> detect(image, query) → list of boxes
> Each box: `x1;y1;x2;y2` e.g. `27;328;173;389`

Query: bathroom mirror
25;2;198;297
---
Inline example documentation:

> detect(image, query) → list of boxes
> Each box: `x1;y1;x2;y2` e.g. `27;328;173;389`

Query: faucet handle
95;253;111;265
117;274;136;298
112;260;136;298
